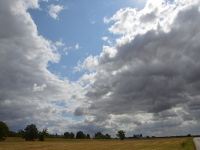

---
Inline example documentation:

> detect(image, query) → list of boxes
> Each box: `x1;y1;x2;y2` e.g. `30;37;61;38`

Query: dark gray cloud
74;107;85;116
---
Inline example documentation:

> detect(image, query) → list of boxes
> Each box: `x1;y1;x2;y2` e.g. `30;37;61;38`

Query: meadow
0;137;196;150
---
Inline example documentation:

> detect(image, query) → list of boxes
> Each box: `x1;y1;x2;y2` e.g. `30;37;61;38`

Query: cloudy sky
1;0;200;137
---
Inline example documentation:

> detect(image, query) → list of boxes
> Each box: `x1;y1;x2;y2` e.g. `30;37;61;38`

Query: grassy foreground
0;137;196;150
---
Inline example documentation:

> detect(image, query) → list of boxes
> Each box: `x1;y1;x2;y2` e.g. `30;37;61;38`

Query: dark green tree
17;129;25;137
70;132;75;139
76;131;86;139
64;132;71;139
86;134;90;139
94;132;105;139
0;121;9;141
64;132;75;139
8;131;17;137
105;133;111;139
38;128;48;141
116;130;125;140
23;124;38;141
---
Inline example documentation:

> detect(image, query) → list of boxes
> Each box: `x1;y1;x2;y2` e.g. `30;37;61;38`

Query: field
0;137;196;150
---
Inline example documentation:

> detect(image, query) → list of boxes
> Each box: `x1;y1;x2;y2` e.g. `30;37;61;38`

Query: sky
1;0;200;138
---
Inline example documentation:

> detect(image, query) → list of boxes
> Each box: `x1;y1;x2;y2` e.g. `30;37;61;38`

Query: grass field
0;137;196;150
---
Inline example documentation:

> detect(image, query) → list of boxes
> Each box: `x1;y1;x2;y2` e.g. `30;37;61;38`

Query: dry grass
0;137;196;150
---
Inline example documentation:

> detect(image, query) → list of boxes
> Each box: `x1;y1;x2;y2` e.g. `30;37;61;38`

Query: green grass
0;137;196;150
180;137;196;150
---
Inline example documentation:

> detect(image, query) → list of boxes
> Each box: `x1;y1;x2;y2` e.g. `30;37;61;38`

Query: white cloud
63;43;81;51
104;7;137;34
103;0;179;36
74;55;99;72
55;40;65;47
75;43;80;49
48;4;65;19
102;37;113;45
102;37;108;41
33;83;47;92
78;72;97;86
64;46;73;50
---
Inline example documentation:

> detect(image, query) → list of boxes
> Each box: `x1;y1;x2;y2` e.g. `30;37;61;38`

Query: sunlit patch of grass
0;137;196;150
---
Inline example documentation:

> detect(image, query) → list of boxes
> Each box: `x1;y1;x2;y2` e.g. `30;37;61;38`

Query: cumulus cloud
48;4;64;19
0;0;81;133
76;0;200;136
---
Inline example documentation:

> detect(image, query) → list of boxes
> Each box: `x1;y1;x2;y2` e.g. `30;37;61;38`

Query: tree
8;131;17;137
116;130;125;140
70;132;75;139
23;124;38;141
17;129;25;137
64;132;75;139
133;134;142;139
86;134;90;139
38;128;48;141
94;132;105;139
105;133;111;139
0;121;9;141
64;132;70;139
76;131;86;139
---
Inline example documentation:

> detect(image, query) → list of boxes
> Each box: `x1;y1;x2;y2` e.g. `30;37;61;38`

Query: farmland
0;137;196;150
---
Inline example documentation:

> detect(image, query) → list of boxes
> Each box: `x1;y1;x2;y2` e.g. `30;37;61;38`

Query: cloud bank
77;0;200;136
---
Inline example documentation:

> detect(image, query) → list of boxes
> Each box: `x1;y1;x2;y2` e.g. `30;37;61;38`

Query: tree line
0;121;126;141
